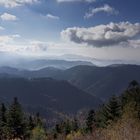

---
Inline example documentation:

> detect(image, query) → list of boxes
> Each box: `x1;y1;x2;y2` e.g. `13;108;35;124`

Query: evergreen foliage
86;109;95;133
0;103;7;139
0;80;139;140
7;97;26;139
105;95;122;121
72;118;79;132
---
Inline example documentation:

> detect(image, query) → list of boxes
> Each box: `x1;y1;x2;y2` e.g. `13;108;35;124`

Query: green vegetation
31;126;46;140
0;98;46;139
85;109;95;133
0;80;140;140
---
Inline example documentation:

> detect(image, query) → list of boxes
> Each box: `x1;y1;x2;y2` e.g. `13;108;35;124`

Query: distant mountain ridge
25;59;94;70
0;59;94;70
0;64;140;101
55;64;140;100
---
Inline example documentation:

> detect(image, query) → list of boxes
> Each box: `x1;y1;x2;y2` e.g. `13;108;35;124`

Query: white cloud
57;0;96;3
61;22;140;47
0;38;140;64
0;34;21;53
0;34;20;44
0;13;17;21
45;14;60;20
85;4;118;19
0;0;39;8
0;38;48;56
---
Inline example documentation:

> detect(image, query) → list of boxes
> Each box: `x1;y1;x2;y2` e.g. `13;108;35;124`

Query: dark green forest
0;80;140;140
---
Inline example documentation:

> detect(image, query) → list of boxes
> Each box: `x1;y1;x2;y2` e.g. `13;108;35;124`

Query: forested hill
0;80;140;140
0;64;140;101
0;77;100;118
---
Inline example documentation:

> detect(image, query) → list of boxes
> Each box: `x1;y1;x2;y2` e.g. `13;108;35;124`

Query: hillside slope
0;77;100;118
54;65;140;100
1;64;140;101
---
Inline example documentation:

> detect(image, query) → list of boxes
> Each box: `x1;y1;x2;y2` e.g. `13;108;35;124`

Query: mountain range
0;60;140;119
0;64;140;101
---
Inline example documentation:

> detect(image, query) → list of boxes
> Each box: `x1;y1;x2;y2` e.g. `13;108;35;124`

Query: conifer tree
28;116;35;131
53;123;62;139
122;80;140;119
104;95;122;122
0;103;7;139
64;120;71;135
55;123;62;134
72;118;79;132
7;97;26;139
35;112;43;127
95;104;109;128
86;109;95;133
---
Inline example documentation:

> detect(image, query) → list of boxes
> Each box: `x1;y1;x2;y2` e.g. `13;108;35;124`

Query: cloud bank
61;22;140;47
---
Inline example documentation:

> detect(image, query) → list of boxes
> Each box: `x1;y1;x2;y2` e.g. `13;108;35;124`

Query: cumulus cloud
57;0;96;3
0;0;39;8
45;14;60;20
85;4;118;19
61;22;140;47
0;13;17;21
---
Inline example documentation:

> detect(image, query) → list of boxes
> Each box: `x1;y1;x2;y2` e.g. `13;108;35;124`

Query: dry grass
51;103;140;140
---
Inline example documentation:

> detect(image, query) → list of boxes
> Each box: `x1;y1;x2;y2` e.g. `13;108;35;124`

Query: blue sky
0;0;140;63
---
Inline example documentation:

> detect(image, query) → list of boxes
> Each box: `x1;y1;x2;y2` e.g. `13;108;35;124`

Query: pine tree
137;94;140;119
129;81;140;119
95;104;109;128
72;118;79;132
55;123;62;134
86;109;95;133
28;116;35;131
64;120;71;135
128;80;139;89
53;123;62;139
0;103;7;139
104;95;122;122
7;97;26;139
35;112;43;127
122;80;140;119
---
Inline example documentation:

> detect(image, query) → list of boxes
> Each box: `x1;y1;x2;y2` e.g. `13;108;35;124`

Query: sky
0;0;140;63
